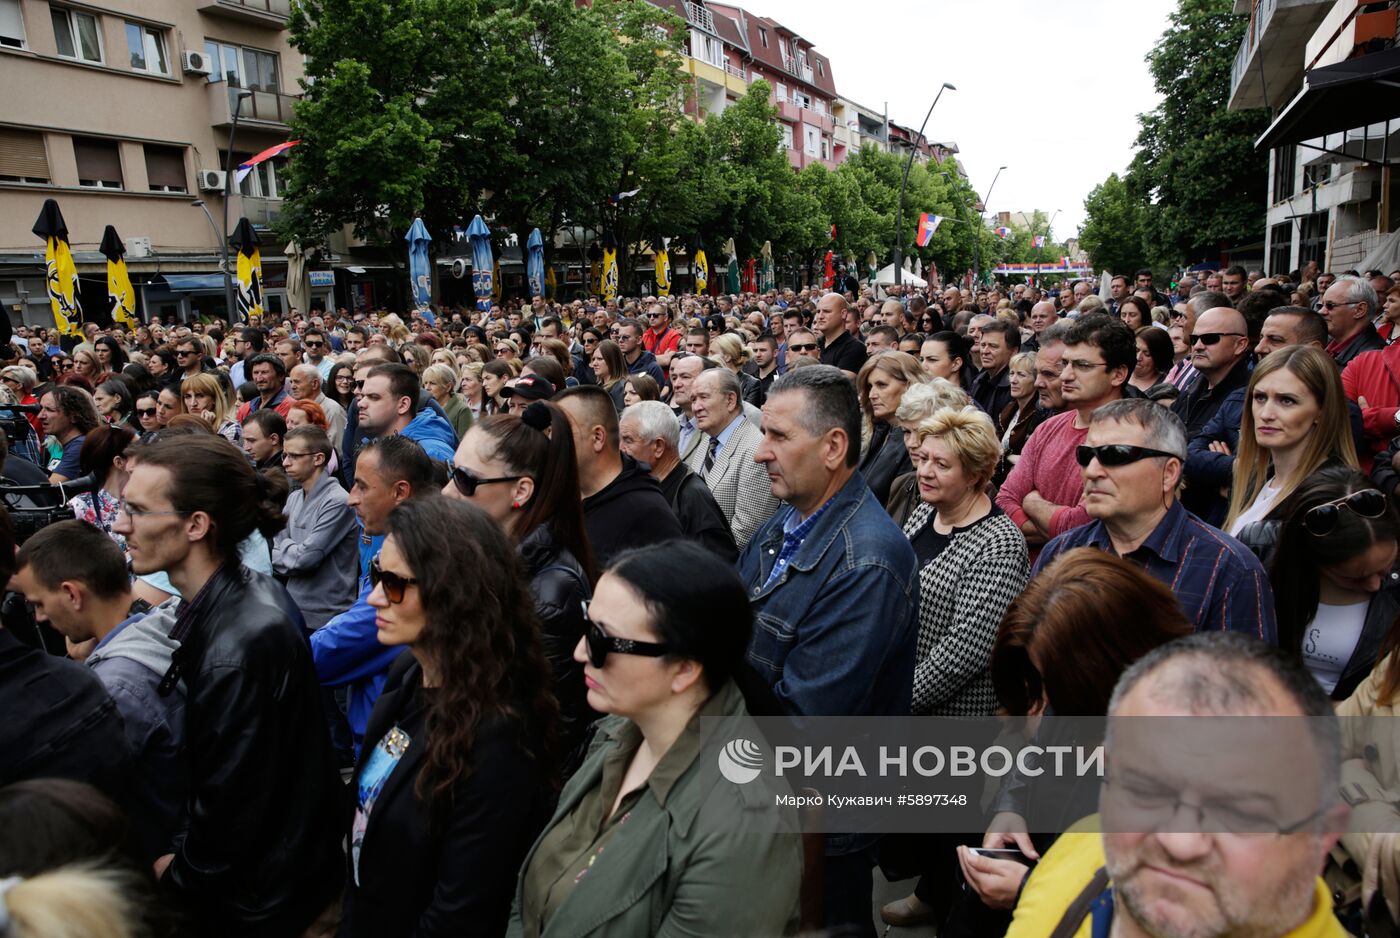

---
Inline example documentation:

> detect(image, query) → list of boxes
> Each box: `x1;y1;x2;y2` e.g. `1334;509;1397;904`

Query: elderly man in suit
685;368;778;549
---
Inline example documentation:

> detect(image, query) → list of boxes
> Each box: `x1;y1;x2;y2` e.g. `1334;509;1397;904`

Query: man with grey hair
1321;274;1384;367
740;364;918;935
685;368;777;549
1009;632;1346;938
618;401;736;563
289;363;347;452
1035;399;1276;641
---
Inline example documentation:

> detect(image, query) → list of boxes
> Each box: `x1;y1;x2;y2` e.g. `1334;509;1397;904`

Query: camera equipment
0;402;39;451
0;472;99;543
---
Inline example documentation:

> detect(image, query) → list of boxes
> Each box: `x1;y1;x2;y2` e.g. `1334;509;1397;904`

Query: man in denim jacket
738;365;919;937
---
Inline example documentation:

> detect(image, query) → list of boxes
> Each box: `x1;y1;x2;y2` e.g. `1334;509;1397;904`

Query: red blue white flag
995;226;1012;239
234;140;300;185
916;213;944;247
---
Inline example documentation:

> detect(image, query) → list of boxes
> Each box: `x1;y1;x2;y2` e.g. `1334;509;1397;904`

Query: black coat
342;655;552;938
582;456;686;566
859;421;913;506
659;462;739;563
518;523;594;749
159;565;345;938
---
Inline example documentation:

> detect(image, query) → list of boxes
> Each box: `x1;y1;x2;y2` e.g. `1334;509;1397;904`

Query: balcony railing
724;62;747;80
1231;0;1276;100
684;2;715;33
781;53;813;83
196;0;291;25
208;81;298;128
236;196;284;229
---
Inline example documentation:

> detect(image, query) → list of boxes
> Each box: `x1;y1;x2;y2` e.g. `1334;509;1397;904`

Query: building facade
0;0;314;328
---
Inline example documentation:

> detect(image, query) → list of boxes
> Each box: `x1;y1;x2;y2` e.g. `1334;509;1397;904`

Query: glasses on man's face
450;463;523;497
176;349;196;358
1075;444;1178;468
1302;489;1387;537
369;557;418;604
580;606;679;669
115;498;189;522
1321;300;1357;312
1189;332;1245;347
282;450;314;463
1101;774;1324;836
789;343;818;352
305;340;324;349
1061;358;1110;374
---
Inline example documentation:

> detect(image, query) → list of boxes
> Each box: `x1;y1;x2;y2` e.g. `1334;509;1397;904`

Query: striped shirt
1034;500;1277;643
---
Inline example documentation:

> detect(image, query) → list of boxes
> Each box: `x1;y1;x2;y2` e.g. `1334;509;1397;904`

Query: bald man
813;292;866;377
1170;304;1253;438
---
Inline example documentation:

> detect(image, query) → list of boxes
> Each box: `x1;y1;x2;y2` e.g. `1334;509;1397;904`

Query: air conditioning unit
197;169;227;192
181;49;211;76
126;237;152;259
451;258;468;279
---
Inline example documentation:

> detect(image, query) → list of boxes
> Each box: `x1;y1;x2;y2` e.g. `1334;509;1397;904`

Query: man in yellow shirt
1006;633;1350;938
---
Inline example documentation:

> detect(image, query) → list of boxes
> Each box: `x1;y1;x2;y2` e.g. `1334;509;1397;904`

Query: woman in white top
1225;345;1357;537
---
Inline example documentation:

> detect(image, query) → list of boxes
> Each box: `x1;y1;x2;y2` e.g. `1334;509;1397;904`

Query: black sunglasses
788;343;818;352
581;611;679;669
1302;489;1387;537
369;557;418;604
305;340;324;348
137;407;157;417
450;463;522;497
1189;332;1245;346
1075;444;1179;468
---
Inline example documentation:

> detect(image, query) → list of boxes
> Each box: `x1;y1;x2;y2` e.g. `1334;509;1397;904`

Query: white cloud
747;0;1178;238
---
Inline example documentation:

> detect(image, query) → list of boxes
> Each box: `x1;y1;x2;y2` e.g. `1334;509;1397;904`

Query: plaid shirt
761;493;839;591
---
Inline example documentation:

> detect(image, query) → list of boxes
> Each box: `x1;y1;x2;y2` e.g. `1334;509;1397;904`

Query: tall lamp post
1034;209;1060;285
972;164;1006;286
893;81;956;289
221;88;253;323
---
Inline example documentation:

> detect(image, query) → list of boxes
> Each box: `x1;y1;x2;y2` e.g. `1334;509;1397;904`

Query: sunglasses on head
1189;332;1245;346
580;609;679;669
369;557;418;604
1075;444;1179;468
1302;489;1387;537
450;463;522;497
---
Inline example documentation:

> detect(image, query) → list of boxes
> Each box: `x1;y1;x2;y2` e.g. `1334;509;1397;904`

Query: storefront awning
1257;48;1400;153
154;274;226;292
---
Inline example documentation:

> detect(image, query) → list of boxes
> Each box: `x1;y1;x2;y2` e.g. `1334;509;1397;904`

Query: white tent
874;263;928;288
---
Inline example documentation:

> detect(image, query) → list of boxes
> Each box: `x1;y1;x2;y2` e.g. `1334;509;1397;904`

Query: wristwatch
1393;408;1400;427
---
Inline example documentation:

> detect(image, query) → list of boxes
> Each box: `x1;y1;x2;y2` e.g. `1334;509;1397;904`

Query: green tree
1127;0;1270;267
1079;173;1150;275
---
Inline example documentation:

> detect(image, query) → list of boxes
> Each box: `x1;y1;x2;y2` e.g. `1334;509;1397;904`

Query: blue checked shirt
761;493;839;592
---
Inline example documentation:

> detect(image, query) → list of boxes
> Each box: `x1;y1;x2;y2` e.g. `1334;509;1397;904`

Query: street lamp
221;88;253;323
972;164;1006;285
893;81;956;289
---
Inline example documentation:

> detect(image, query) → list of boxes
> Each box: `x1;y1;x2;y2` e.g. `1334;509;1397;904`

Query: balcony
207;81;298;129
235;195;284;230
781;54;813;84
1306;0;1398;70
684;2;715;33
724;62;747;81
196;0;291;27
1228;0;1334;111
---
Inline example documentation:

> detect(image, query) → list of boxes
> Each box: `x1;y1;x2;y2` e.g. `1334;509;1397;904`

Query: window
817;60;824;76
73;136;123;189
0;0;25;48
821;137;830;160
221;148;282;198
125;21;168;75
204;39;279;92
1271;144;1297;204
144;144;185;192
804;125;819;156
781;124;793;150
758;27;767;48
0;128;49;183
1299;210;1328;270
1268;222;1292;278
1304;162;1332;190
774;81;786;102
51;7;101;63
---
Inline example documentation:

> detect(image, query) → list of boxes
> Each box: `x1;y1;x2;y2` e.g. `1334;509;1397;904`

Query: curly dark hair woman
345;495;558;938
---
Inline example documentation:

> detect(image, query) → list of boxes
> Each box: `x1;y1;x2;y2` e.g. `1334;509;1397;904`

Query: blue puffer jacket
400;407;457;462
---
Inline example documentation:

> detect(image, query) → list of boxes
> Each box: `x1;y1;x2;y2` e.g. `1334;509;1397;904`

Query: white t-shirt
1228;480;1284;538
1303;601;1368;694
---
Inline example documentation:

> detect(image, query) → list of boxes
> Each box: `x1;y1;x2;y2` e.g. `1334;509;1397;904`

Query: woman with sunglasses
134;391;161;434
1264;467;1400;699
495;338;521;362
442;401;596;745
508;540;801;938
347;496;557;938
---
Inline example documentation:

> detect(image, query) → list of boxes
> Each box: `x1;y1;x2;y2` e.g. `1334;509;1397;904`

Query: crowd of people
2;261;1400;937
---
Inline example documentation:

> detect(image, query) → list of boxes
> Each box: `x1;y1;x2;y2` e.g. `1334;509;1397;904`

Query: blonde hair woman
422;362;472;440
709;332;761;406
1225;345;1359;536
459;361;487;417
855;350;930;505
181;372;240;443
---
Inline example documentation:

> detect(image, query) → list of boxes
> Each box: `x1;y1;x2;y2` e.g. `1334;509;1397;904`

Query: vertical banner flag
823;250;835;290
915;213;944;247
723;238;740;295
759;241;775;292
601;231;619;301
742;258;757;294
31;199;82;336
995;226;1012;239
526;228;545;298
230;218;264;323
654;237;671;297
99;225;137;328
492;257;503;304
466;215;494;312
866;250;878;286
544;264;557;300
405;217;432;310
1032;235;1047;248
693;235;708;295
587;242;602;297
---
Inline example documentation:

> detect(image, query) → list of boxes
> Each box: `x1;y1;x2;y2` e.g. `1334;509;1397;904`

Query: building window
758;27;767;47
817;60;824;76
206;40;280;92
51;7;102;63
804;125;818;156
821;137;830;160
781;125;793;150
0;0;25;48
1268;222;1292;277
73;136;123;189
1303;162;1332;190
0;128;49;183
125;21;168;75
221;149;282;198
144;143;186;192
1272;144;1296;204
1299;210;1327;270
774;81;786;103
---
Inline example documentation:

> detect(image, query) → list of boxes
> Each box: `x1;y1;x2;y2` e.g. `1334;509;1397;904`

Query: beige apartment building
0;0;328;327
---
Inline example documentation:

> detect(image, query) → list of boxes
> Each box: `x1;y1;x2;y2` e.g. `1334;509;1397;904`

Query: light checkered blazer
684;415;779;549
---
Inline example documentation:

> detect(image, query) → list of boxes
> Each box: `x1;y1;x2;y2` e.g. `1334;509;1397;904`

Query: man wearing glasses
303;327;335;381
272;426;358;632
174;338;207;383
641;303;681;374
1321;275;1384;368
1034;399;1275;639
1170;305;1252;438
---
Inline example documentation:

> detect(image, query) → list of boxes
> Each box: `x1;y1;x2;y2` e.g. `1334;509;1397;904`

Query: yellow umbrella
230;218;263;322
654;238;671;297
31;199;82;336
601;232;619;301
100;225;137;329
693;235;708;295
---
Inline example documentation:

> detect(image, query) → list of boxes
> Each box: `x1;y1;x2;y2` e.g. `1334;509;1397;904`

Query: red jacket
1341;341;1400;468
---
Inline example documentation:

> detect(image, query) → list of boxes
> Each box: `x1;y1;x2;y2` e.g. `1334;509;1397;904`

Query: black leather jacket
859;421;913;506
518;525;594;746
159;564;346;938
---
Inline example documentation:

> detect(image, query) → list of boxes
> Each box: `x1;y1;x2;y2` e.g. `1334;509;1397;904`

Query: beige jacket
1336;655;1400;923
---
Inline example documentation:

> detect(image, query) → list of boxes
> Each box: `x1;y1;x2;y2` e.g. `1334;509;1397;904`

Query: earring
512;500;521;509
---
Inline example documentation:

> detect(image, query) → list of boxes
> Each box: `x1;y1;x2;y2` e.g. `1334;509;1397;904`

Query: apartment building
0;0;314;327
832;96;887;161
1229;0;1400;274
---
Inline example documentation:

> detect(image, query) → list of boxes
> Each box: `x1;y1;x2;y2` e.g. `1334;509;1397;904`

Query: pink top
993;410;1091;536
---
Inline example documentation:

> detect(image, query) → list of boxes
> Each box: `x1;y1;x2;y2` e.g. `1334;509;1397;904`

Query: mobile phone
969;847;1037;867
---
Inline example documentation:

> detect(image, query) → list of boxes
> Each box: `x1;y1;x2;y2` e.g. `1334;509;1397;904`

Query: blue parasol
405;217;432;310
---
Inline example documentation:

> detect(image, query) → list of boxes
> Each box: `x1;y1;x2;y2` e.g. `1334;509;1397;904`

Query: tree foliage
1079;173;1149;275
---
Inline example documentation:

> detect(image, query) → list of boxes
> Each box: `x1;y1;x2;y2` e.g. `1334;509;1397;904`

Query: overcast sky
749;0;1178;239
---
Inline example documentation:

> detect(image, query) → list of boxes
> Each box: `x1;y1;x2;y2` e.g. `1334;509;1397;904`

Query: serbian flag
235;140;300;185
995;226;1012;239
915;213;944;247
607;188;640;205
822;250;835;289
1033;235;1046;248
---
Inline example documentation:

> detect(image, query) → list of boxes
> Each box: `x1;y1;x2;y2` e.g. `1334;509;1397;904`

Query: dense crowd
3;261;1400;938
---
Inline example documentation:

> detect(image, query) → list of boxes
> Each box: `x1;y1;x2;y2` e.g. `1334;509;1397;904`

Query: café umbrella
759;241;775;292
526;228;545;298
466;215;494;312
692;235;708;295
99;225;137;329
601;231;619;301
31;199;82;336
406;217;432;310
653;236;671;297
724;238;739;294
230;218;264;322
